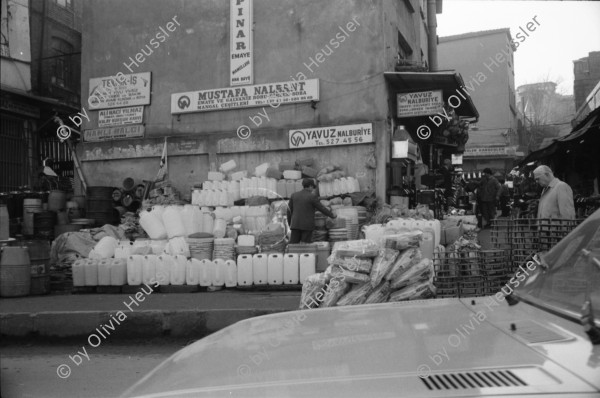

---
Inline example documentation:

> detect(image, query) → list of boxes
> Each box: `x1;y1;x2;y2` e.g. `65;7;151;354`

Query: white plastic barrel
97;259;111;286
267;178;277;199
171;255;187;285
143;255;157;285
186;258;201;285
286;180;296;198
283;253;299;285
114;241;132;259
213;218;227;239
213;259;226;286
267;253;284;285
225;260;237;287
72;259;86;287
84;259;98;286
252;254;268;285
127;255;143;285
139;210;167;240
201;212;214;234
199;259;212;287
156;255;172;285
163;206;186;238
299;253;316;284
110;258;127;286
420;230;435;260
237;255;253;286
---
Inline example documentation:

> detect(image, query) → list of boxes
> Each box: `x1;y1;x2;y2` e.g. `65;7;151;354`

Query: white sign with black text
98;106;144;127
289;123;373;149
88;72;151;110
83;125;145;142
171;79;319;114
397;90;443;118
230;0;253;86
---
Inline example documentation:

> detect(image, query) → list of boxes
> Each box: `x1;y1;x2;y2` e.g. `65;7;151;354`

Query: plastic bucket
0;246;31;297
48;190;67;211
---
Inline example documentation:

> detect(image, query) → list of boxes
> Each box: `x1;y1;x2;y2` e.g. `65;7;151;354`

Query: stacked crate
510;218;539;273
479;250;510;295
434;248;511;298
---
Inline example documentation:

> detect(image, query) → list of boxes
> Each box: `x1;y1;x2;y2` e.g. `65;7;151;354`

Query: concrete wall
438;31;517;147
78;0;428;201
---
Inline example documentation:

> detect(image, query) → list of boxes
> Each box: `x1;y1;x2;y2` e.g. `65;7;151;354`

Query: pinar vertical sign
230;0;253;86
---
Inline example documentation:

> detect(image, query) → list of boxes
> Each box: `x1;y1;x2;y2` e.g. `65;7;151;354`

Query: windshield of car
514;208;600;323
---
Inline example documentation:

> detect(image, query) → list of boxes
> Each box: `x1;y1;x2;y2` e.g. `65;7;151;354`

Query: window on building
575;60;589;74
51;38;73;88
55;0;73;9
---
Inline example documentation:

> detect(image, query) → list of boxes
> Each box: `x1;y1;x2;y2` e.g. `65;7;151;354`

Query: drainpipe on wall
427;0;438;72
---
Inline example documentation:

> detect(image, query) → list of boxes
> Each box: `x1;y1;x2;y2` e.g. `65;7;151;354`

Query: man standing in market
477;168;501;228
287;178;337;243
533;165;576;219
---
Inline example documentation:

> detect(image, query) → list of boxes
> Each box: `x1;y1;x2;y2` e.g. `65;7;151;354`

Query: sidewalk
1;229;494;342
0;290;302;340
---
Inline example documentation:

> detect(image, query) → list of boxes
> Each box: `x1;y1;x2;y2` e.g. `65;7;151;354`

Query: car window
515;209;600;322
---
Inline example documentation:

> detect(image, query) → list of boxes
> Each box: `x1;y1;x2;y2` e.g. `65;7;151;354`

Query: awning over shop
384;71;479;121
518;108;599;166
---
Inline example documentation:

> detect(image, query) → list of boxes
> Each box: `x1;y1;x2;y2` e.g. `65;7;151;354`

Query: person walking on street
477;168;501;228
533;165;575;219
498;176;511;217
287;178;337;243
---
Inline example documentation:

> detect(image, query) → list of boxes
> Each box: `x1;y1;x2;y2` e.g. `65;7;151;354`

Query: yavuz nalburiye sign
397;90;443;118
289;123;373;149
171;79;319;114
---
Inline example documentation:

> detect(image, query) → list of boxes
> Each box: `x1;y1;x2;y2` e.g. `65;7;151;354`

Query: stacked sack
299;233;436;309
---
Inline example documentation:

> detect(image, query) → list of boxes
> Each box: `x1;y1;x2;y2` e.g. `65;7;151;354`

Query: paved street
1;339;187;398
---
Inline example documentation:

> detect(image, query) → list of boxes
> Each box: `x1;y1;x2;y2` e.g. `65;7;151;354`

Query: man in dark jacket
477;168;501;228
287;178;337;243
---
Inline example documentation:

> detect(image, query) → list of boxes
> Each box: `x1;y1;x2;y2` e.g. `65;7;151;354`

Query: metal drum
0;246;31;297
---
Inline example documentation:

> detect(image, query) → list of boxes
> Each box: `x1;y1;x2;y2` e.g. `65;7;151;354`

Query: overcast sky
437;0;600;95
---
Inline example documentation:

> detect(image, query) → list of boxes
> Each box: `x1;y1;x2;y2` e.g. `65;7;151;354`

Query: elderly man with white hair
533;165;576;219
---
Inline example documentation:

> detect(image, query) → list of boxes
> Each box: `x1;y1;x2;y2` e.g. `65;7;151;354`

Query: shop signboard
88;72;151;110
397;90;443;118
463;147;515;157
288;123;373;149
230;0;253;86
451;154;463;164
83;125;145;142
171;79;319;114
98;106;144;127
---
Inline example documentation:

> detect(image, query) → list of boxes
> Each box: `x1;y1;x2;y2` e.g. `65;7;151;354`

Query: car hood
123;298;600;397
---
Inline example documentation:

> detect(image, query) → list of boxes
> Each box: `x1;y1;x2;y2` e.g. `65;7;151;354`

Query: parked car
122;209;600;398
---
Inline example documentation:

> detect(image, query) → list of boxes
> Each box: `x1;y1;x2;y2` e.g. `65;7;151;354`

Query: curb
0;308;293;340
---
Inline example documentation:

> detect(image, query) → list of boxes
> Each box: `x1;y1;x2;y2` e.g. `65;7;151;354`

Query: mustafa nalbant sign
171;79;319;114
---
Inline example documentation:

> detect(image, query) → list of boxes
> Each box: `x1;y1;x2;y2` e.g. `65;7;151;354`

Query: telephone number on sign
318;137;364;146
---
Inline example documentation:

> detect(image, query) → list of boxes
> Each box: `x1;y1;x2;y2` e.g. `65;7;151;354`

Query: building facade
438;29;519;174
0;0;81;192
573;51;600;111
516;82;575;152
78;0;476;203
